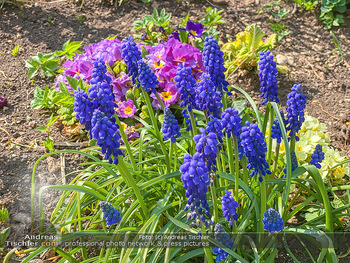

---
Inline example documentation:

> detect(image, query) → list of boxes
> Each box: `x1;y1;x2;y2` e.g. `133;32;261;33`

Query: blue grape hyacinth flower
195;73;223;118
283;150;298;178
203;36;229;92
91;110;123;165
271;110;287;144
221;108;242;138
174;63;197;111
179;152;212;225
121;35;142;85
263;208;284;233
258;50;279;105
240;121;271;182
286;84;307;140
221;190;239;227
100;201;122;226
74;88;94;132
88;58;116;118
213;224;234;262
310;144;325;169
194;127;221;172
162;108;181;143
137;60;159;93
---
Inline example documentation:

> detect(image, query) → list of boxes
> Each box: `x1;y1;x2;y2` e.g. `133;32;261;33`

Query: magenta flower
151;83;179;109
186;21;204;38
92;39;123;66
117;99;137;118
111;73;132;102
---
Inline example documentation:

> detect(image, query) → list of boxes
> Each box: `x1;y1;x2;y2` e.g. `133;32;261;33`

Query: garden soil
0;0;349;262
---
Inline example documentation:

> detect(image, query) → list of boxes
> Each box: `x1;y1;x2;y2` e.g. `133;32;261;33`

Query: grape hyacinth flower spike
91;110;123;165
221;190;239;227
240;121;271;182
263;208;284;233
74;88;94;133
100;201;122;226
286;84;307;140
283;150;298;178
137;60;159;93
88;58;116;118
258;50;279;105
121;35;142;85
213;224;234;262
271;110;287;144
179;152;212;225
174;63;197;130
203;36;229;92
221;108;242;138
162;108;181;143
195;73;223;118
310;144;325;169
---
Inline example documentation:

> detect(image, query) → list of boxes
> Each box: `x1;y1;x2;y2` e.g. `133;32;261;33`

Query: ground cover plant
1;3;350;263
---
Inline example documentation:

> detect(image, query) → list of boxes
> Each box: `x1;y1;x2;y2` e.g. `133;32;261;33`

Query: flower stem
114;114;138;172
117;156;149;219
272;143;280;179
141;88;171;172
210;180;219;224
154;92;165;111
242;157;249;186
201;223;214;263
266;106;274;170
259;176;267;251
233;135;240;202
290;135;296;152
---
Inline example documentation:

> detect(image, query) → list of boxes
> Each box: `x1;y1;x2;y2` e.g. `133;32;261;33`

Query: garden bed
0;0;349;262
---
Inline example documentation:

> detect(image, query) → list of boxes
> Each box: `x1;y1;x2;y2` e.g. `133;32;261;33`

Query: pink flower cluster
146;38;204;109
55;37;204;139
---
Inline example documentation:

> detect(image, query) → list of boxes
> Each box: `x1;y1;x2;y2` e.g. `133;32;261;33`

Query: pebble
319;72;326;81
286;38;292;42
328;83;333;89
287;56;294;66
21;154;28;159
276;54;288;65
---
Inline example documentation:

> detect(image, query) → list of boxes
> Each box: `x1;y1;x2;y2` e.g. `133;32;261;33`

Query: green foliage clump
222;24;278;75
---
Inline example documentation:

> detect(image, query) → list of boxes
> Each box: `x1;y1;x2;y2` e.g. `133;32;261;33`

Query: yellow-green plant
222;24;278;76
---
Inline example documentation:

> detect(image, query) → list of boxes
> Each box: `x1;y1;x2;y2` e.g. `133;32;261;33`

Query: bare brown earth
0;0;349;262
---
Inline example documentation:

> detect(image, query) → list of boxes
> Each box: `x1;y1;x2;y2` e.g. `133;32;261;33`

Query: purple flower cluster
258;50;279;105
310;144;324;169
286;84;307;140
185;21;204;38
162;108;181;143
195;73;223;117
221;190;239;227
121;35;142;85
263;208;284;233
100;201;122;226
203;36;228;92
271;111;287;144
137;60;159;93
221;108;241;138
179;152;211;225
240;121;271;182
213;224;234;262
55;38;123;92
